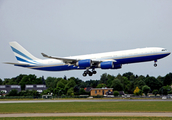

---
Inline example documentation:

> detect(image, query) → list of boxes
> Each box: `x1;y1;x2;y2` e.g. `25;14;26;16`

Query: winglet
41;53;49;58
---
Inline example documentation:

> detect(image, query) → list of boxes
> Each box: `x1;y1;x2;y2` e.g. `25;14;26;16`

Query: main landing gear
83;69;97;77
154;60;157;67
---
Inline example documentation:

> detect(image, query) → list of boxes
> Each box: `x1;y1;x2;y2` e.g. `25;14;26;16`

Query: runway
0;113;172;117
0;99;172;104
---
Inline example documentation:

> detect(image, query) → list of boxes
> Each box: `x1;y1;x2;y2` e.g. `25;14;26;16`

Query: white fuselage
35;47;170;66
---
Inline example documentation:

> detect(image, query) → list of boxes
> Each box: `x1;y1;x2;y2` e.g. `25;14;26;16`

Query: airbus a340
5;42;170;77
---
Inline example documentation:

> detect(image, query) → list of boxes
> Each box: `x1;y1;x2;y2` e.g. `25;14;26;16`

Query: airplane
5;41;171;77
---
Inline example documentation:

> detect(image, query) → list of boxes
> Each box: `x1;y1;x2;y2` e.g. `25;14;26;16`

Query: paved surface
0;99;172;104
0;113;172;117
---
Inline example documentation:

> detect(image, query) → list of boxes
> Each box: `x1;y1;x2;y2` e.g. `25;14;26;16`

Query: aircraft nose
167;51;171;56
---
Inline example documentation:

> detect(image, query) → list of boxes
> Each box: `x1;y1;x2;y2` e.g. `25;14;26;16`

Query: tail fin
9;41;40;64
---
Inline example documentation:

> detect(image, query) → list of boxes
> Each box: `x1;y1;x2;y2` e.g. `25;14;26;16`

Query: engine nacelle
98;61;114;69
113;64;122;69
76;59;92;68
99;61;122;69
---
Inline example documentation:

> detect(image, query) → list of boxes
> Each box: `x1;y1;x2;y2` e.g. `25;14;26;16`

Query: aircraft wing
41;53;101;65
41;53;78;63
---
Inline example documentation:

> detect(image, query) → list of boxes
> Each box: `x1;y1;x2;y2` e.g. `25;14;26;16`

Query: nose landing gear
154;60;157;67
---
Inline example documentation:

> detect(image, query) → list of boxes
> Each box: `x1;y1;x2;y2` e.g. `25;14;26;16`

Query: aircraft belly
116;53;169;64
30;65;85;71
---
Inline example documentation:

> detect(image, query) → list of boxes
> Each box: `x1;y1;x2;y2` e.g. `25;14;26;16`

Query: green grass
0;101;172;113
0;117;172;120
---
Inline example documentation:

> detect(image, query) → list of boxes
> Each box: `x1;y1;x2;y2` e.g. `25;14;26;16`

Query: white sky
0;0;172;81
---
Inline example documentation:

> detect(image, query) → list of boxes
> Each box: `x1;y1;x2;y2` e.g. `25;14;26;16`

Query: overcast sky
0;0;172;81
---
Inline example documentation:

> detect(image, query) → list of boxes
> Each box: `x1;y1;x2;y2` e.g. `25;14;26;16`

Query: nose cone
165;51;171;57
168;52;171;55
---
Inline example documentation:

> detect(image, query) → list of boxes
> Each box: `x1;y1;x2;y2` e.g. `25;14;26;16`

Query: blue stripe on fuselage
15;64;84;71
32;65;83;71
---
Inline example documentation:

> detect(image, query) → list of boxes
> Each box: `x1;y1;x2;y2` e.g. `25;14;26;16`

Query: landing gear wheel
92;71;97;74
82;69;97;76
83;73;87;77
88;71;93;76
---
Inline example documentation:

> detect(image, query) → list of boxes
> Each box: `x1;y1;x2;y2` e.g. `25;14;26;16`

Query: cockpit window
162;49;167;51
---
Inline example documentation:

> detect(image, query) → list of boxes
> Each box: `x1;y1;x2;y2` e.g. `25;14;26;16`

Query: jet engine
76;59;92;68
99;61;122;69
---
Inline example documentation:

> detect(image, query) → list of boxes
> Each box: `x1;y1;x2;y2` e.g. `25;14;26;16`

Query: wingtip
41;53;48;57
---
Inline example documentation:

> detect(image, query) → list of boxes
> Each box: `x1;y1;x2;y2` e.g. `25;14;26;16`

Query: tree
19;74;42;90
56;81;65;89
168;90;172;94
145;77;162;91
73;78;82;86
123;72;134;80
134;87;142;96
134;80;145;90
41;89;51;95
45;77;59;89
53;87;64;96
19;90;40;97
152;89;159;96
113;91;119;97
64;79;76;93
73;85;80;95
79;88;87;95
135;75;146;82
163;74;172;86
159;86;171;95
129;75;135;82
67;88;74;96
120;76;130;93
111;79;123;91
142;85;150;96
3;78;11;85
96;83;106;88
80;81;87;88
107;74;115;88
100;73;108;84
0;79;2;85
56;79;68;95
7;89;18;96
116;74;122;80
2;74;27;85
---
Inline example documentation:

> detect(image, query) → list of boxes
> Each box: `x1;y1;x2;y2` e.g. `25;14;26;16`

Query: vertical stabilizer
9;42;39;64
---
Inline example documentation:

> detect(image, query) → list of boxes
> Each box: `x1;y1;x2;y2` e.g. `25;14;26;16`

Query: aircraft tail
9;41;40;64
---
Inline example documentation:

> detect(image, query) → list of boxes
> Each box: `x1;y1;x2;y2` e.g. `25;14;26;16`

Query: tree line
0;72;172;96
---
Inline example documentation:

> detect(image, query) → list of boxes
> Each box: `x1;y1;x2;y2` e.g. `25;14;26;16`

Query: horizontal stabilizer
4;62;30;66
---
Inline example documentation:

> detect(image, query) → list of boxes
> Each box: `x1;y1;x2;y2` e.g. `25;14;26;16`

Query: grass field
0;101;172;113
0;117;172;120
